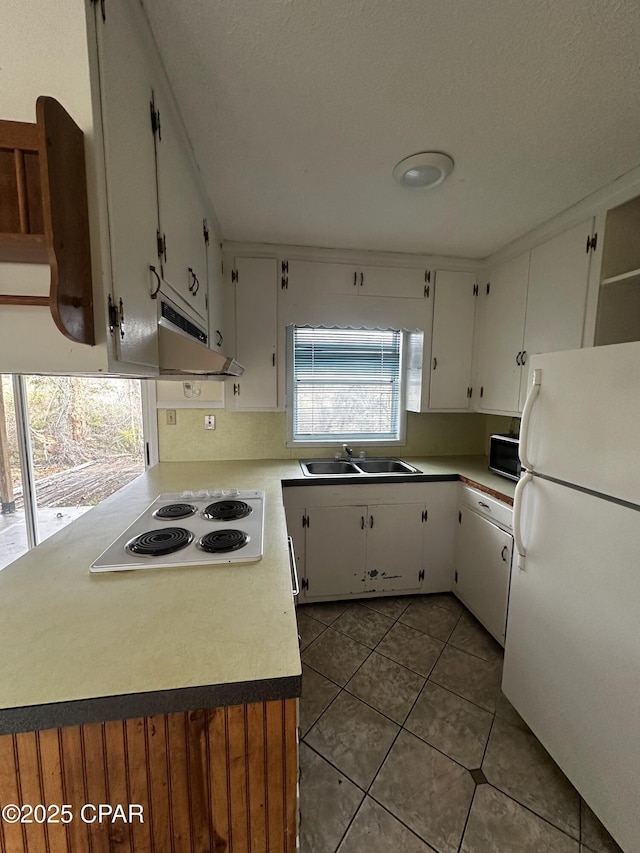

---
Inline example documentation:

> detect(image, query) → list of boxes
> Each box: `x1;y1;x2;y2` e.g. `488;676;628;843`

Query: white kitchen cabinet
454;487;513;645
284;259;430;300
594;194;640;346
304;505;368;598
405;269;476;412
284;481;457;602
206;232;228;353
359;266;429;299
94;0;161;368
477;221;594;415
0;0;222;376
475;253;530;414
428;270;477;409
517;219;593;409
228;257;278;410
364;504;426;594
154;85;209;323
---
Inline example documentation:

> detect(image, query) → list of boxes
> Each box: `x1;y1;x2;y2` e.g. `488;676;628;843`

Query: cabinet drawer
459;484;513;530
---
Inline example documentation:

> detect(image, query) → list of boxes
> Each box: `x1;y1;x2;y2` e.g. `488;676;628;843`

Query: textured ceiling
142;0;640;258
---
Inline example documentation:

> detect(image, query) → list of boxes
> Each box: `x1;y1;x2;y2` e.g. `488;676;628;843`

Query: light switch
204;415;215;430
166;409;176;425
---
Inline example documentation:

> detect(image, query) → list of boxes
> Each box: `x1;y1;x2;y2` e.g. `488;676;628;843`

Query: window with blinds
288;326;403;442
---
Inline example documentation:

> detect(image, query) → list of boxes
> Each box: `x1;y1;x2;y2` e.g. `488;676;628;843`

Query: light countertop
0;455;512;734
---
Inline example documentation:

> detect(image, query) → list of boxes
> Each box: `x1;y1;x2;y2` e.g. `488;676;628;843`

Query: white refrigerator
503;340;640;853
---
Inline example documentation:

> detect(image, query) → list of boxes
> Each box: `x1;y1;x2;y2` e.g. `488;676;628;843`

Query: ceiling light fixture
392;152;454;189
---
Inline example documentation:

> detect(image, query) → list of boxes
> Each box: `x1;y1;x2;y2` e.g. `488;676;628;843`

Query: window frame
285;324;407;448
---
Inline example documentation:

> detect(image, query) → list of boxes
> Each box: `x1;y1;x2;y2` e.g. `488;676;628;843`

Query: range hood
157;298;244;378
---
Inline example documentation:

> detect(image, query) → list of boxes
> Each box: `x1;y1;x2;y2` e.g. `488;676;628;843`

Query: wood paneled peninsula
0;456;512;851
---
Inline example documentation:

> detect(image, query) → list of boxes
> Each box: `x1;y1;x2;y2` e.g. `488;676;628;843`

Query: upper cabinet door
232;257;278;410
518;219;593;409
94;0;161;368
154;87;208;324
285;260;358;299
429;270;477;409
477;253;529;414
359;266;428;299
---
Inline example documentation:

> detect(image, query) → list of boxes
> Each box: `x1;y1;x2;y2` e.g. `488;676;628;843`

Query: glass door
0;375;145;570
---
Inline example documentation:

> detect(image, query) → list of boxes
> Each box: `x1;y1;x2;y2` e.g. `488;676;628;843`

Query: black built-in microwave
489;433;522;481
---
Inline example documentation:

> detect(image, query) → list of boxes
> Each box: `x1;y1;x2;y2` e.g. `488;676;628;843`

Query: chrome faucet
342;444;354;460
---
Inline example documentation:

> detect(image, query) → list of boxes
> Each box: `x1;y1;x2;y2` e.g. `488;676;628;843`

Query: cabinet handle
353;271;358;287
370;515;374;528
215;330;223;347
149;265;161;298
501;545;509;562
272;352;276;366
478;501;491;510
516;351;522;365
432;357;437;370
521;350;527;364
361;516;365;529
360;272;364;287
188;268;200;295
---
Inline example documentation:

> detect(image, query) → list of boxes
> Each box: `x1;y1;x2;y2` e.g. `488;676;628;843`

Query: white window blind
291;326;402;441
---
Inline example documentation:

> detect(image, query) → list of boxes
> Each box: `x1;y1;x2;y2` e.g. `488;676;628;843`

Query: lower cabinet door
364;504;424;593
304;506;366;598
454;507;513;644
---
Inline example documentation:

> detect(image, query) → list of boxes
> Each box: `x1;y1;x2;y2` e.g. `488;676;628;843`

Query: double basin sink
300;457;422;477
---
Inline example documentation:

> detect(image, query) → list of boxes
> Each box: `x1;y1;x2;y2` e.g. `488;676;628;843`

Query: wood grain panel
0;699;298;853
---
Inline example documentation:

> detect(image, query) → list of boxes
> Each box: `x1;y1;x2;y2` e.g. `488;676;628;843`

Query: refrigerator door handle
513;471;533;570
519;368;542;471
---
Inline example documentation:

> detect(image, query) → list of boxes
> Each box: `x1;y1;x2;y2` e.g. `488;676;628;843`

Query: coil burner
202;500;253;521
197;529;250;553
126;527;194;557
153;503;197;520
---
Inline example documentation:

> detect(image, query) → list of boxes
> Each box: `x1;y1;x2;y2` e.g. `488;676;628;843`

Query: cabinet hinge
91;0;106;21
424;284;430;298
149;97;161;141
480;386;484;398
302;514;309;528
231;269;238;283
421;509;428;523
107;294;118;336
282;260;289;274
281;276;288;290
467;386;472;398
473;283;478;296
586;232;598;253
424;270;431;283
454;570;458;583
203;219;210;246
486;282;490;295
301;578;309;591
458;510;462;524
281;261;288;289
156;230;166;262
418;569;425;582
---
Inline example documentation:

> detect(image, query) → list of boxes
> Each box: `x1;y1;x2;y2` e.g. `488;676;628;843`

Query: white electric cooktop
90;489;265;572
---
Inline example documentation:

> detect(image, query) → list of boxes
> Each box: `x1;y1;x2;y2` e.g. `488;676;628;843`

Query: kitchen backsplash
157;409;515;462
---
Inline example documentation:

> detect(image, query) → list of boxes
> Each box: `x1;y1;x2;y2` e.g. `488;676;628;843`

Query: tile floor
297;594;623;853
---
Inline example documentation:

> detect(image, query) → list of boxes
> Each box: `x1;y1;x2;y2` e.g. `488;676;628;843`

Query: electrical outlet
204;415;215;430
166;409;176;425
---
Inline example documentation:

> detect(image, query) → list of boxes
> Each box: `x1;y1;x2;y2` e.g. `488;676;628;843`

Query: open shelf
0;97;94;345
601;267;640;287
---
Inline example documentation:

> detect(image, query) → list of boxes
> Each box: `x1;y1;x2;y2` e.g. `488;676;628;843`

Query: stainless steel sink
299;457;422;476
355;458;421;474
300;460;360;475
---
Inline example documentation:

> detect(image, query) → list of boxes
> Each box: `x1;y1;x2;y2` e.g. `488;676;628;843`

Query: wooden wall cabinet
0;97;94;346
